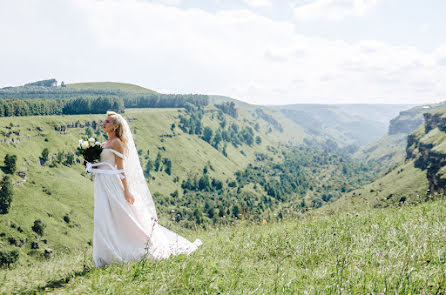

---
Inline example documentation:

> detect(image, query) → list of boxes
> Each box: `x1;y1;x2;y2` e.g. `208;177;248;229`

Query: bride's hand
124;190;135;205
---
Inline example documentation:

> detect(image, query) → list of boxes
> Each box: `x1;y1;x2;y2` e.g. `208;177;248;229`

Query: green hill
0;104;376;266
67;82;158;94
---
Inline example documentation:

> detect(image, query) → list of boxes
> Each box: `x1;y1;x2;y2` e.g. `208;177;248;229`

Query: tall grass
2;200;445;294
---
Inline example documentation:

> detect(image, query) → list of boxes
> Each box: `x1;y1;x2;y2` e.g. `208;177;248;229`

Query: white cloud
243;0;272;8
0;0;444;105
145;0;181;6
293;0;378;21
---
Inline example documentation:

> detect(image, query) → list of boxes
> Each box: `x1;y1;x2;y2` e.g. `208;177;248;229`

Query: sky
0;0;445;105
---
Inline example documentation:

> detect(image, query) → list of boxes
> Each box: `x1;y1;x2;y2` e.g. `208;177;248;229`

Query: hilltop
67;82;158;94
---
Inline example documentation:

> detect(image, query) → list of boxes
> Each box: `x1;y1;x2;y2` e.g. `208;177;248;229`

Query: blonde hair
106;111;128;154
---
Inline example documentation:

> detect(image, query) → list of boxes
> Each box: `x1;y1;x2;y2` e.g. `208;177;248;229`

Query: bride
88;111;202;267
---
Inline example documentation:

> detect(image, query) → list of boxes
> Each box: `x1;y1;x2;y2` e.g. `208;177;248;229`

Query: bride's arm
113;140;135;205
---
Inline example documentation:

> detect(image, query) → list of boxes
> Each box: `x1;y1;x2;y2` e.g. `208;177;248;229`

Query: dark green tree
4;154;17;174
193;208;203;224
222;143;228;157
40;148;49;165
154;152;162;172
145;160;153;177
232;205;240;217
255;136;262;145
203;127;213;143
0;176;13;214
164;159;172;175
0;249;19;267
198;175;210;191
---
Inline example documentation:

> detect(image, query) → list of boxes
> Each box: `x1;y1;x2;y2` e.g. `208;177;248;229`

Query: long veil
120;115;158;222
118;114;202;259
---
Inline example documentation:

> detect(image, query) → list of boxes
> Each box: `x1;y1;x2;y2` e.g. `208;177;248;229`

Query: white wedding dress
91;119;201;268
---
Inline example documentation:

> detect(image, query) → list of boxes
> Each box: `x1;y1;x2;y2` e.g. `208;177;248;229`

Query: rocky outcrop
53;120;99;132
389;102;446;135
388;109;424;135
423;112;446;133
406;111;446;195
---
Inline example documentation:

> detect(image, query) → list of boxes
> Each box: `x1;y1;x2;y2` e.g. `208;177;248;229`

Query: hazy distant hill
326;105;446;214
275;104;412;150
354;101;446;170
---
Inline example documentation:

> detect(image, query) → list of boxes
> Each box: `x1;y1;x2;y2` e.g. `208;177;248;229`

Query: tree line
0;87;209;117
0;97;124;117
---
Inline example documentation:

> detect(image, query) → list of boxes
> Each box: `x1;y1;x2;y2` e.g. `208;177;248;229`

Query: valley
0;81;445;293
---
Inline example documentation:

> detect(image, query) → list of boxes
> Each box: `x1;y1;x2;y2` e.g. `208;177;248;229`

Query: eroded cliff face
406;111;446;195
388;102;446;135
388;112;424;135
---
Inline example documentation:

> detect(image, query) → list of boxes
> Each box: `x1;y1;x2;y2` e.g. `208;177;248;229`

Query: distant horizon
0;78;440;107
1;0;445;105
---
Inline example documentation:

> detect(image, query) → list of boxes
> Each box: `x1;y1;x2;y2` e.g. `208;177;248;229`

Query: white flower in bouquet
95;141;101;146
88;137;95;143
81;141;89;149
78;139;83;147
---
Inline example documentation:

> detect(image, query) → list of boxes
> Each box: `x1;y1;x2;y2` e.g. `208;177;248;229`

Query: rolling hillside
325;105;446;214
0;81;445;293
0;102;375;266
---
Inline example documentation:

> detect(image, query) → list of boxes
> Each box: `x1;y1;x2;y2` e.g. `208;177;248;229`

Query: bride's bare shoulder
110;138;124;154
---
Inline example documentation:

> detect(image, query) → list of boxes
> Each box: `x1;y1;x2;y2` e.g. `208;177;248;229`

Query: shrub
0;250;19;267
32;219;46;236
64;154;74;166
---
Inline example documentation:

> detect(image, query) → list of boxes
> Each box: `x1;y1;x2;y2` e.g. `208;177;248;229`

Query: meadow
1;199;445;294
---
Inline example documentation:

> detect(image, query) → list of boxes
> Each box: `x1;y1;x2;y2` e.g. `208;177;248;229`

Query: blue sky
0;0;445;105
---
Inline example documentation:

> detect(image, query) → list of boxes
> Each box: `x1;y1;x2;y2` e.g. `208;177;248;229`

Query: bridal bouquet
77;138;103;163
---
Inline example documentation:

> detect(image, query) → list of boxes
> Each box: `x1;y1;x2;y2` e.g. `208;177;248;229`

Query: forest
0;82;209;117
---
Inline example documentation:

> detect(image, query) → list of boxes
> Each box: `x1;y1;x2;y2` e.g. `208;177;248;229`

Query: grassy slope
353;133;407;169
0;106;300;263
67;82;158;94
2;200;445;294
320;160;429;215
